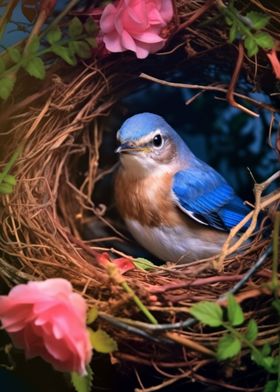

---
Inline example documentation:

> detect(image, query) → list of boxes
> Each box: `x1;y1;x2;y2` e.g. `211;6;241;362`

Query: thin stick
140;73;278;114
0;0;19;39
226;42;258;117
217;170;280;269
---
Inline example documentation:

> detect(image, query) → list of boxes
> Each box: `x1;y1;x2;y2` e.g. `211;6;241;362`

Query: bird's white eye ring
153;134;163;148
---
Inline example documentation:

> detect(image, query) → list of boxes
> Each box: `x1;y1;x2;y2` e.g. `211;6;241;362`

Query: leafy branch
0;17;97;100
198;210;280;388
217;1;274;57
190;285;280;390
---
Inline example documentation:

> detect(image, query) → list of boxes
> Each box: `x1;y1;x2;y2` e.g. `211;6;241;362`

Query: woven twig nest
1;1;280;391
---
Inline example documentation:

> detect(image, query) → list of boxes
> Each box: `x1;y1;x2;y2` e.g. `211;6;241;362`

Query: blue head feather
119;113;178;142
118;113;193;160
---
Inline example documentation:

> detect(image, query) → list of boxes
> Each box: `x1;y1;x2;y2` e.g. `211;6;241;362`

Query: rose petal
103;33;125;53
121;31;137;51
134;31;164;43
0;279;92;375
100;3;117;33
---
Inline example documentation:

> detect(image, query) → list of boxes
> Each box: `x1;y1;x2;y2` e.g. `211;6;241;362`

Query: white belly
125;219;227;263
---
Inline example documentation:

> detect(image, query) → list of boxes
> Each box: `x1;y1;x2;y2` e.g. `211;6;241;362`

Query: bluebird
115;113;250;263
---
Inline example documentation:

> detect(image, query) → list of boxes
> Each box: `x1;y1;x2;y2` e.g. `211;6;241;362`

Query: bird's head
116;113;192;177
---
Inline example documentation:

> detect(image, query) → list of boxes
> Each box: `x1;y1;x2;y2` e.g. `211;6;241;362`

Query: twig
100;242;272;333
217;170;280;269
140;73;278;114
0;87;52;125
220;244;272;299
0;0;19;39
226;42;258;117
193;373;263;391
165;332;215;356
98;313;169;344
23;7;48;53
178;0;215;31
148;274;244;294
134;369;192;392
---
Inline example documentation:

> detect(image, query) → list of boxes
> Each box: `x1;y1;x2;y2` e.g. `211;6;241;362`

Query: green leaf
69;17;83;38
264;380;278;392
133;258;156;270
24;57;45;80
28;36;40;54
47;26;62;45
0;58;5;73
251;349;264;366
71;365;93;392
225;16;233;26
68;41;76;56
246;11;270;30
3;174;16;186
84;18;97;34
244;36;258;57
85;37;97;48
0;183;14;194
227;293;244;326
229;23;238;43
254;32;274;50
72;41;92;59
217;334;241;360
7;48;21;63
262;343;271;357
262;356;276;373
0;74;16;100
189;301;223;327
252;350;278;373
245;319;258;342
87;307;98;324
51;45;77;65
88;328;118;353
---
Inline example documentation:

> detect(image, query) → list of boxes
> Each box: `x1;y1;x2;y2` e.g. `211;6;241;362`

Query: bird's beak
115;142;149;154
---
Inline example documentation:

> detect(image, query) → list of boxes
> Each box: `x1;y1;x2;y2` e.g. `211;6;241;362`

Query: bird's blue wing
172;167;250;232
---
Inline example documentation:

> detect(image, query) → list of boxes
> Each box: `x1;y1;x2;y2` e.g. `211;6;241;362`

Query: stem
42;0;80;37
0;146;22;184
226;41;258;117
177;0;215;32
223;322;259;355
0;0;19;39
121;281;158;325
24;9;48;55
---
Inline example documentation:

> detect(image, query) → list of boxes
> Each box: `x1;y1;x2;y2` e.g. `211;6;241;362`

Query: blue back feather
173;164;251;231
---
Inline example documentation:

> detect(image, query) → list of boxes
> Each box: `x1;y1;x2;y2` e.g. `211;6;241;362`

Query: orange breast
115;169;185;227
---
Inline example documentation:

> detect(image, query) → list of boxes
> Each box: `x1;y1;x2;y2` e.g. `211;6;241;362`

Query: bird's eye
153;134;163;148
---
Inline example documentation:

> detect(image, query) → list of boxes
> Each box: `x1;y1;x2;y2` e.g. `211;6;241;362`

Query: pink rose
0;279;92;375
100;0;173;59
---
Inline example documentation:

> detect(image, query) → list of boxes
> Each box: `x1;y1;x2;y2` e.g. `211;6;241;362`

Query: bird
114;113;251;264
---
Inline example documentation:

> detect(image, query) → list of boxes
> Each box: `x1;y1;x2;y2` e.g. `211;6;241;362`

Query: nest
0;1;280;391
